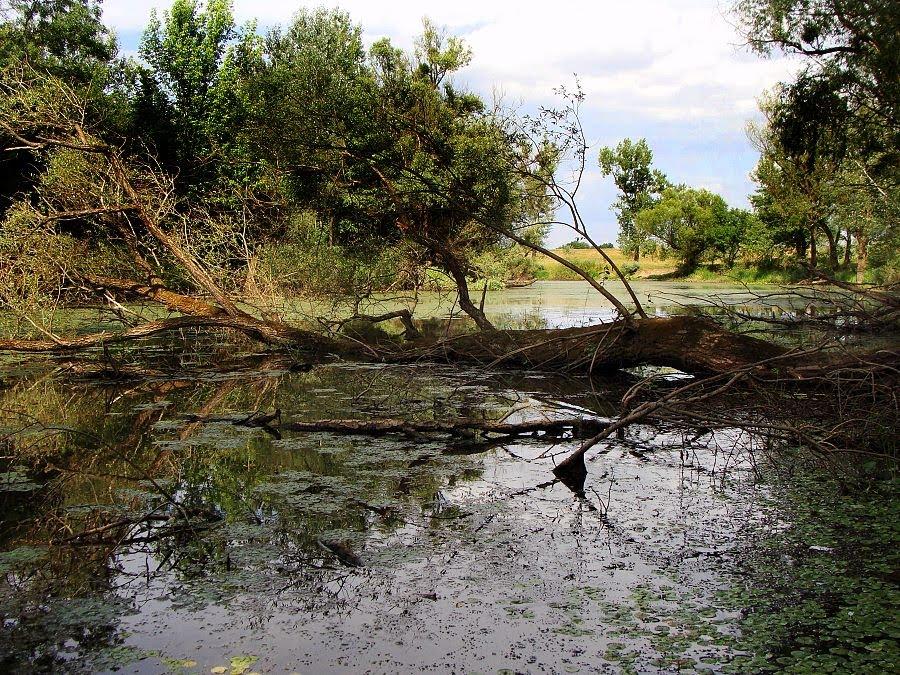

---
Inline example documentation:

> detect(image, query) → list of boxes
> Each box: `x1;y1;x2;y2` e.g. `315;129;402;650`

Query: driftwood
185;412;610;439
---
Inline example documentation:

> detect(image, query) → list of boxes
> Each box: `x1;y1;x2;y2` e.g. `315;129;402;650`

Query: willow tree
243;13;562;330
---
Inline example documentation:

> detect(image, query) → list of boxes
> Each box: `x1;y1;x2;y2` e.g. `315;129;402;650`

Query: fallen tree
1;68;896;482
184;412;611;439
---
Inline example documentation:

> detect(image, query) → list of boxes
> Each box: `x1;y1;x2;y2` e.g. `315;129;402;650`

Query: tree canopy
598;138;669;260
737;0;899;280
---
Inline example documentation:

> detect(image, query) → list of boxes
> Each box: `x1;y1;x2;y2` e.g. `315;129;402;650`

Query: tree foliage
738;0;899;280
598;138;668;259
133;0;260;192
0;0;116;83
636;186;757;272
0;0;120;213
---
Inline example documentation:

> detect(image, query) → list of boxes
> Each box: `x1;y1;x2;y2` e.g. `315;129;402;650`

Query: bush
560;240;591;249
621;262;640;278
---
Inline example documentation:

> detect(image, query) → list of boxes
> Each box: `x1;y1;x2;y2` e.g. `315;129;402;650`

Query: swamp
1;284;897;672
0;0;898;673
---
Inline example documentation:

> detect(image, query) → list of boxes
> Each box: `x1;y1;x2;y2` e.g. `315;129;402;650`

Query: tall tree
737;0;899;280
249;13;542;329
598;138;668;261
0;0;116;83
134;0;259;192
0;0;119;214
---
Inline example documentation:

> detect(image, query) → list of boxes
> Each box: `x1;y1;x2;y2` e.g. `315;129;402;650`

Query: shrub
560;240;590;249
621;262;640;278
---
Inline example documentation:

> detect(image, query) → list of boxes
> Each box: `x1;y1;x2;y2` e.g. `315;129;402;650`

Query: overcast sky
103;0;797;245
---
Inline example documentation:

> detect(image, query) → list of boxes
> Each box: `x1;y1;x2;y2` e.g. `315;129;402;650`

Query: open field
535;247;677;280
535;248;831;284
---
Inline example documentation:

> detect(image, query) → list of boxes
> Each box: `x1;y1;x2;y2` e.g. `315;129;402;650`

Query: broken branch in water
183;412;609;439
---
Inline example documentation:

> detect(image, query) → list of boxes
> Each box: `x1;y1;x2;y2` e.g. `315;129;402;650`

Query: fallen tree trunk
2;313;891;383
405;315;788;375
78;274;230;318
273;416;607;438
0;315;349;355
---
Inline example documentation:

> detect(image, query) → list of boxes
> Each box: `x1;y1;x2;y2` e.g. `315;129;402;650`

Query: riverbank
533;248;877;285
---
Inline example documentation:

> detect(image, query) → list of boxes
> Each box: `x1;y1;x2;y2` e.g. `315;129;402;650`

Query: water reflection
0;282;876;672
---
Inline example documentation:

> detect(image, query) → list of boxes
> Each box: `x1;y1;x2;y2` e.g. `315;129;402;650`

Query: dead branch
183;412;609;439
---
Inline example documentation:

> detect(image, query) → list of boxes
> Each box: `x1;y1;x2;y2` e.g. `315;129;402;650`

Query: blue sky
104;0;797;246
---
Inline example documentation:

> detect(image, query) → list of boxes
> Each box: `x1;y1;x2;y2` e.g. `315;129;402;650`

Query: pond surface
0;283;896;673
283;280;828;331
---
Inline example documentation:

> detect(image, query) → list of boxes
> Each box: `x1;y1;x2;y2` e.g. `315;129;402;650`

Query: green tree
135;0;259;191
0;0;116;83
708;206;757;268
0;1;119;215
635;185;727;272
750;92;854;271
249;13;543;329
598;138;668;261
736;0;899;157
737;0;899;280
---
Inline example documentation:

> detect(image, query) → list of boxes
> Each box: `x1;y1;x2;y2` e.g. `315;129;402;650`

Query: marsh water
1;282;896;673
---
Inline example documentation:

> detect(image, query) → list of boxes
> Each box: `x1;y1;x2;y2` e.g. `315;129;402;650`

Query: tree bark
2;313;895;408
843;229;852;268
856;230;868;283
0;314;786;375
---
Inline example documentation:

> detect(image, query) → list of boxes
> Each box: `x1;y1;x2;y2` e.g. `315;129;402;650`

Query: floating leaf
230;655;258;674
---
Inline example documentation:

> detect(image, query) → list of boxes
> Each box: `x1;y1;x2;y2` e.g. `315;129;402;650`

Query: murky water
283;280;824;331
0;283;896;673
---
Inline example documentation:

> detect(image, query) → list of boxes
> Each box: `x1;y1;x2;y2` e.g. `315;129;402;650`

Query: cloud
101;0;801;244
106;0;796;128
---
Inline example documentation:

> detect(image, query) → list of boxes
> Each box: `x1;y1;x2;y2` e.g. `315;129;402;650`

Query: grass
534;248;676;280
535;248;881;285
682;263;808;284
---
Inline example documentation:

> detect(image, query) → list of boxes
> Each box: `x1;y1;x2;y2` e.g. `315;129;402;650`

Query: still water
284;280;820;330
0;282;895;673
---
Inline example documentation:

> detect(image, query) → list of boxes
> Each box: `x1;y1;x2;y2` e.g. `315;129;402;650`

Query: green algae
0;316;896;672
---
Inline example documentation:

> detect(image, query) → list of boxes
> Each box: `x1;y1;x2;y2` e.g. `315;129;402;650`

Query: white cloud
104;1;794;119
102;0;801;243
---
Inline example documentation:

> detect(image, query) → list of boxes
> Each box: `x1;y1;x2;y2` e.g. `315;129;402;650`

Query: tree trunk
809;229;817;268
2;314;894;392
820;222;839;270
856;230;868;283
437;248;496;331
633;248;640;262
843;229;852;268
795;231;807;259
412;315;787;376
80;274;228;318
0;313;792;373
